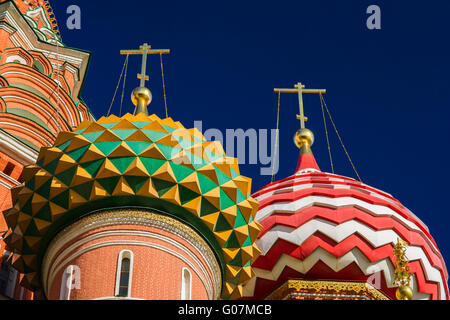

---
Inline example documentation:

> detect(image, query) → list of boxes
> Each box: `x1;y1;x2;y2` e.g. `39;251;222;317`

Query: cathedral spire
120;43;170;115
274;82;326;173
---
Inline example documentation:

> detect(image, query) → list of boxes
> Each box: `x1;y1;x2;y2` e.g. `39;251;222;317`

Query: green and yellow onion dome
3;113;262;299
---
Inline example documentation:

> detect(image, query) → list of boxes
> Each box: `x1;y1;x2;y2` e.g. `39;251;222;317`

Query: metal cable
320;93;362;182
271;91;281;183
107;55;129;116
119;55;129;117
160;53;168;118
320;94;334;174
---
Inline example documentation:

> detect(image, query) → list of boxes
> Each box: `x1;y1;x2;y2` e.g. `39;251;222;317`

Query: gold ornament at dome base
392;238;414;300
396;285;414;300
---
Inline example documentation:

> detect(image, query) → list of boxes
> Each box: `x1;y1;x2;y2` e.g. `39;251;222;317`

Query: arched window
5;55;26;65
32;60;45;74
180;268;192;300
115;250;133;297
59;265;79;300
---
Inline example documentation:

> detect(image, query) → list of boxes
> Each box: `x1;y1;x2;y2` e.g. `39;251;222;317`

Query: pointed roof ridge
293;128;321;174
295;144;321;174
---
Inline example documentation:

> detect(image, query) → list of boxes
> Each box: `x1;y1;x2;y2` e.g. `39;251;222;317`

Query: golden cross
274;82;326;129
120;43;170;88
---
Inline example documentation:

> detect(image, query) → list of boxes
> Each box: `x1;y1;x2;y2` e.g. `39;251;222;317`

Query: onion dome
3;112;262;299
244;128;449;300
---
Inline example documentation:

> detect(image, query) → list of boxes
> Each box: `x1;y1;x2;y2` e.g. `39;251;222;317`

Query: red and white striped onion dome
244;129;449;300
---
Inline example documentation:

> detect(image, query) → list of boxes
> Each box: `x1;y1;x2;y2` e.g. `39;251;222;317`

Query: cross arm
274;88;326;94
120;49;171;55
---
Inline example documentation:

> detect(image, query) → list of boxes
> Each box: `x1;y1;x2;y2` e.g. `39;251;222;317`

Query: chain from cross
274;82;326;129
120;43;170;88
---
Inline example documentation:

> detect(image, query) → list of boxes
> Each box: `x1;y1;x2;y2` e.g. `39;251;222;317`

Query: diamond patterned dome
3;113;262;299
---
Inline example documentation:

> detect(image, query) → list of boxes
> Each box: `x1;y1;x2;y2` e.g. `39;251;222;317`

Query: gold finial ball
396;286;414;300
294;128;314;149
131;87;152;107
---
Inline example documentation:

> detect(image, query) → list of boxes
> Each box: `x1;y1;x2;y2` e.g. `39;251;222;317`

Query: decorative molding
265;279;390;300
247;247;431;300
0;129;39;164
0;120;52;145
43;209;222;300
1;70;75;125
0;170;19;186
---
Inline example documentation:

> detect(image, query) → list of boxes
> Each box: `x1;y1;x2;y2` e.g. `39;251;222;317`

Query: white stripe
255;195;432;250
256;218;446;295
1;94;66;133
0;121;52;145
256;178;429;232
1;71;74;125
0;130;38;164
247;247;436;300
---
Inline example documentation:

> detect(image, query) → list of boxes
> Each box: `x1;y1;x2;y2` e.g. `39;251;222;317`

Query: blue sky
51;1;450;265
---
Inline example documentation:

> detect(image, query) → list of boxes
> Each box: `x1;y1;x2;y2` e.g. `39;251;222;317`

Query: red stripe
251;259;442;299
253;172;397;203
255;187;434;244
257;205;447;278
250;261;398;300
252;236;444;299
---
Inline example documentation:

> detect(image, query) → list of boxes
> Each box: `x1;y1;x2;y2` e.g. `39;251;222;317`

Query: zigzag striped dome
3;113;262;299
243;143;449;300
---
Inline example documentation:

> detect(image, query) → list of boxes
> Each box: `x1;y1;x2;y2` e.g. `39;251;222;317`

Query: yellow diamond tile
123;157;149;176
141;121;167;133
108;141;136;157
161;184;181;205
180;172;201;194
54;154;77;175
221;206;237;227
94;129;121;142
70;166;92;187
156;134;181;148
136;179;159;198
78;144;105;163
236;200;253;221
197;163;219;184
201;211;220;230
111;119;139;130
68;189;86;208
95;158;121;179
182;196;202;216
90;181;110;200
53;131;77;147
152;162;177;183
139;144;166;160
234;225;249;245
233;175;251;197
203;188;221;210
215;229;233;247
112;177;135;196
65;135;91;153
49;178;68;198
42;147;62;166
223;248;240;261
126;129;152;142
204;141;225;156
221;180;238;203
82;122;107;134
